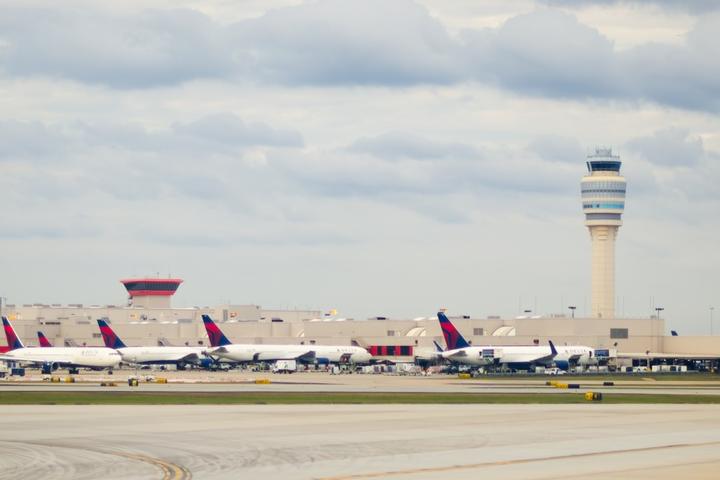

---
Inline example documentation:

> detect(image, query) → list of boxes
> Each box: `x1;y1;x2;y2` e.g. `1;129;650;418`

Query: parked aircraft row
0;315;371;373
1;312;596;374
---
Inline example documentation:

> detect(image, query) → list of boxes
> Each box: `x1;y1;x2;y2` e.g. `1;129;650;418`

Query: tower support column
589;225;617;318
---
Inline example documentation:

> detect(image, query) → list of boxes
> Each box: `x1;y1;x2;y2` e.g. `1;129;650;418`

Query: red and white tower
120;278;183;308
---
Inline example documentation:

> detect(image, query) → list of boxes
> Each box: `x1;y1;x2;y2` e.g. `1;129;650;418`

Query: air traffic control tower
121;277;183;309
582;148;626;319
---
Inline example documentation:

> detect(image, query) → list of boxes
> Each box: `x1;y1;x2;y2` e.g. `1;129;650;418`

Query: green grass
1;391;720;405
468;373;720;382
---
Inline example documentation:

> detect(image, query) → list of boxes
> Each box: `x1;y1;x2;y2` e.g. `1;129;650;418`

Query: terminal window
473;328;483;336
610;328;629;339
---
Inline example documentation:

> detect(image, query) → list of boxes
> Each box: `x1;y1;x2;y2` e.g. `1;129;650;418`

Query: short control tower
121;277;183;309
582;148;626;319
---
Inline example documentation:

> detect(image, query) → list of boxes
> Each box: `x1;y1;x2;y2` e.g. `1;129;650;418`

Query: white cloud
1;2;719;111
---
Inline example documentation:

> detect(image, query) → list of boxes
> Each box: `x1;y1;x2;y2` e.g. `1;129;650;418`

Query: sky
1;0;719;334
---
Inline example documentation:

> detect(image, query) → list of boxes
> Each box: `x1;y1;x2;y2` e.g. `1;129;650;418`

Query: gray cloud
541;0;720;13
0;3;718;111
0;120;75;161
464;10;618;99
271;139;578;211
527;135;585;164
0;7;233;88
348;132;480;160
2;113;302;160
229;0;463;86
173;113;303;148
626;128;704;166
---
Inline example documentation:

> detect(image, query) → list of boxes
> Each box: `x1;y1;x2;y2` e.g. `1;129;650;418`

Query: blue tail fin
97;319;127;349
433;340;445;353
202;315;232;347
2;316;25;350
437;312;470;349
549;340;558;356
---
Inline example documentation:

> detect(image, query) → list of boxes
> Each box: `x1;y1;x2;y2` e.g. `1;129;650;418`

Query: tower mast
581;147;626;319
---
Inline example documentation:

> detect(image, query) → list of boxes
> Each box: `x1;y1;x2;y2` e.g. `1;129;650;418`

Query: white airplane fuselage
208;344;372;364
2;347;121;369
116;346;205;365
442;344;594;369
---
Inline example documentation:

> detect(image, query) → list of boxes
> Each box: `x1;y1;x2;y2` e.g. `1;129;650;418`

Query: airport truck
273;360;297;374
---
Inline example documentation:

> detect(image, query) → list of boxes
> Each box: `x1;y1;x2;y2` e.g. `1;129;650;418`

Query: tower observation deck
581;148;626;319
120;278;183;309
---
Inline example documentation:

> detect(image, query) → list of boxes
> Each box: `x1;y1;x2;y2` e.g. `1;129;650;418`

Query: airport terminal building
1;276;717;366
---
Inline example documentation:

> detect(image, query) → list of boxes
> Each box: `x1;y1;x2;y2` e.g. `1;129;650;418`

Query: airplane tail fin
2;316;25;350
202;315;232;347
549;340;558;356
37;331;53;347
437;312;470;350
433;340;445;353
96;319;127;349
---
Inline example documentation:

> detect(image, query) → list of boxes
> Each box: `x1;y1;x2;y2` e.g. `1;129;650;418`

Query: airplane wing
294;351;316;362
529;340;558;365
443;350;468;359
528;353;557;364
166;352;201;363
207;346;229;355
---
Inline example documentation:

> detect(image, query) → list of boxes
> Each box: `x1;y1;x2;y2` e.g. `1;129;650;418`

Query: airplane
1;316;121;374
436;312;594;370
37;331;53;347
96;319;208;370
202;314;372;365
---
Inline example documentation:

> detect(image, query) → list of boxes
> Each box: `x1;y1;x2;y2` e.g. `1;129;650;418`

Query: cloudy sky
1;0;718;333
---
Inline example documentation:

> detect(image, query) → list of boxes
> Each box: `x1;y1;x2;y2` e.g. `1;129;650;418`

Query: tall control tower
582;148;626;319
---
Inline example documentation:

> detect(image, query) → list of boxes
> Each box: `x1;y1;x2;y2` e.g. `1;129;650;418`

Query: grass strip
1;391;720;405
465;374;720;382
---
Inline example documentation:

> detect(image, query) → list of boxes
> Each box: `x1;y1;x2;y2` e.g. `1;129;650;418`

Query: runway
3;370;720;396
1;404;719;480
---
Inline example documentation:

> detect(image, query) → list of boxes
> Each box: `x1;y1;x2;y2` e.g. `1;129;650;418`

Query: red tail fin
37;331;53;347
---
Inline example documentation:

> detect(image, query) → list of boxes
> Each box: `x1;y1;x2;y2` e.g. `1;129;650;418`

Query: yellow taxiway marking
318;440;720;479
15;440;192;480
113;452;192;480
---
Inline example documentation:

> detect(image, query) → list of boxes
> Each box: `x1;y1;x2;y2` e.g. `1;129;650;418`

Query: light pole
568;306;576;319
653;307;664;354
711;307;715;336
